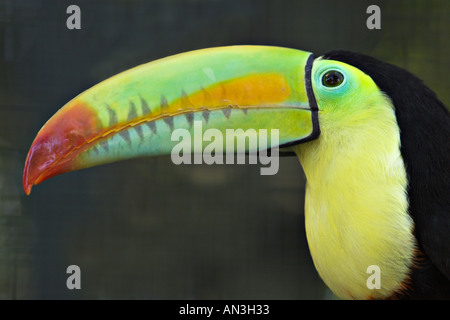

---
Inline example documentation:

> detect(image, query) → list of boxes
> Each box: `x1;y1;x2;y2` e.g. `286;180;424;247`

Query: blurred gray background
0;0;448;299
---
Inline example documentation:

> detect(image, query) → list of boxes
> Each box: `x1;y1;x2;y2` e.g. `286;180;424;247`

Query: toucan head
23;45;450;300
23;45;388;194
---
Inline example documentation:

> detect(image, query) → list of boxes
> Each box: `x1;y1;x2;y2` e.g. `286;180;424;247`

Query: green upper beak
23;45;319;194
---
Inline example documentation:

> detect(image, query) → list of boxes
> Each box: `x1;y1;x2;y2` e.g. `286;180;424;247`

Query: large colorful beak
23;45;319;194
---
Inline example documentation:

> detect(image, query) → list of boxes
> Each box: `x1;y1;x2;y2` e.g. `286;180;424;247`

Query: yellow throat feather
293;62;416;299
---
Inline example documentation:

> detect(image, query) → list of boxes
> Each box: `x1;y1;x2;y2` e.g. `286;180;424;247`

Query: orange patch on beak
164;73;291;114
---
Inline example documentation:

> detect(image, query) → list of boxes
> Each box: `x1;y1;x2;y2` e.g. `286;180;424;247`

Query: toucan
22;46;449;299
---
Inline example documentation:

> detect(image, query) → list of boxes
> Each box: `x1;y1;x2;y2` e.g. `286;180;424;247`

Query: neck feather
294;95;416;299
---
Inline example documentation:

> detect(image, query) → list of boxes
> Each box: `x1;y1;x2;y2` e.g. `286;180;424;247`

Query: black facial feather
323;50;450;299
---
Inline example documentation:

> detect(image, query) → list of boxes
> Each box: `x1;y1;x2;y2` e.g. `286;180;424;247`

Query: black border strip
279;53;320;149
305;53;319;112
303;53;320;142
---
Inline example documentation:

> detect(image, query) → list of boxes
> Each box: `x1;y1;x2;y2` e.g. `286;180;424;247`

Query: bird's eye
321;70;344;88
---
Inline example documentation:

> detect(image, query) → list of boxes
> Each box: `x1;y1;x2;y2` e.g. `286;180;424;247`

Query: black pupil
322;70;344;87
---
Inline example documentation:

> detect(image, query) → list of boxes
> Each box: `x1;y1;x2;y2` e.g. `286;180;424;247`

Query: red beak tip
22;171;33;195
24;185;32;195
